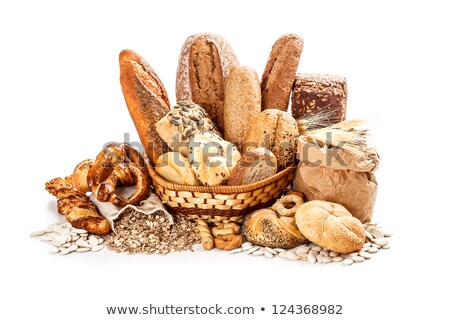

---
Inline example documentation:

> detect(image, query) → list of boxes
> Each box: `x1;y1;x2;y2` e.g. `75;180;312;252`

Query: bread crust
227;148;276;186
295;200;366;254
243;109;299;170
261;34;304;111
224;66;261;145
176;33;239;133
119;49;170;165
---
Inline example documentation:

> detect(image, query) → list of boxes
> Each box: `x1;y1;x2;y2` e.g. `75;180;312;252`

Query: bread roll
243;109;299;170
155;101;220;156
119;50;170;165
227;148;277;186
224;66;261;145
188;132;240;186
176;33;239;133
295;200;366;254
261;34;304;111
155;152;198;185
242;207;308;249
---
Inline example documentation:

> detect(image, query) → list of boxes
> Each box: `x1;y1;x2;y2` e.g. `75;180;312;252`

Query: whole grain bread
224;66;261;146
227;148;277;186
261;34;304;111
176;33;239;134
243;109;299;170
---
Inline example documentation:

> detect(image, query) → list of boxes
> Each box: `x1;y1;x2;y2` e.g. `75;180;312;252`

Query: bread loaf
243;109;299;170
176;33;239;133
261;34;303;111
155;152;198;185
291;73;347;125
155;101;220;156
227;148;277;186
119;50;170;165
295;200;366;254
242;206;308;249
224;66;261;145
188;132;240;186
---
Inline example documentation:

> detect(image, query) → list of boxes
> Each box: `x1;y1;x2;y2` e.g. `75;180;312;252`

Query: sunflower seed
51;235;67;247
342;259;354;266
295;246;310;254
310;245;322;252
363;243;371;247
229;248;242;254
383;232;393;237
365;231;374;239
88;235;99;246
241;242;253;249
286;251;300;260
373;238;389;246
40;235;53;242
49;246;59;254
30;230;47;237
359;251;372;259
265;247;278;255
297;253;308;261
76;247;91;252
333;256;344;262
278;251;288;258
59;248;71;255
274;248;286;253
382;243;391;249
307;252;317;264
91;245;104;252
252;250;265;256
368;247;379;253
352;256;365;263
246;247;259;254
322;256;333;263
329;251;339;257
72;228;88;234
264;251;274;258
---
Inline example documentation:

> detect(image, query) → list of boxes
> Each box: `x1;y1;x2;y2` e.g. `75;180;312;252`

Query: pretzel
271;194;304;217
211;223;240;237
87;143;150;207
214;234;243;250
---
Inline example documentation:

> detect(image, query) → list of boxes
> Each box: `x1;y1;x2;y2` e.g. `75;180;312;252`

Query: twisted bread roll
295;200;366;254
197;219;214;250
242;196;308;249
45;178;111;235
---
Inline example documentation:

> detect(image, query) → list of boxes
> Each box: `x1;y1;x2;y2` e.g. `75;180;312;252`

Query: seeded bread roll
224;66;261;145
155;101;220;157
155;152;198;185
261;34;304;111
227;148;277;186
176;33;239;133
119;50;170;165
243;109;299;170
295;200;365;254
242;207;308;249
291;74;347;125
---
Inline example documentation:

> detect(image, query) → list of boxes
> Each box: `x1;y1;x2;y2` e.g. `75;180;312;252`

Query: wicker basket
147;163;295;224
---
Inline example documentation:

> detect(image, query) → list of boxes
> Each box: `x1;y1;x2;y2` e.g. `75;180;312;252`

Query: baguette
261;34;303;111
119;49;170;165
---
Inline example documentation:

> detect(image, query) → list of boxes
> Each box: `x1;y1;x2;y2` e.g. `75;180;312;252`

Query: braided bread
45;178;111;235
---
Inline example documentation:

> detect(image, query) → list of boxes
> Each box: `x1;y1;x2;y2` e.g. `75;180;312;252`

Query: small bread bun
155;152;198;185
295;200;366;254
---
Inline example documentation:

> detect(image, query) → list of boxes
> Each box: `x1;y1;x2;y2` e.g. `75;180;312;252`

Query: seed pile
30;222;105;255
229;222;392;266
105;211;200;254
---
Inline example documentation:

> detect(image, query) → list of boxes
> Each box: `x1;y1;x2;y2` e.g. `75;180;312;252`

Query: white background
1;0;449;319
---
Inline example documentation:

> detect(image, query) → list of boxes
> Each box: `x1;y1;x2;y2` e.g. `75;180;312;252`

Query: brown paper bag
294;126;379;223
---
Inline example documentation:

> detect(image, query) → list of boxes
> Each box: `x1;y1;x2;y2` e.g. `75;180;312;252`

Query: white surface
1;1;449;319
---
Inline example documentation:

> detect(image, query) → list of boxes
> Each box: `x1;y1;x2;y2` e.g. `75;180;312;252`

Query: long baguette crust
261;34;304;111
119;50;170;165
